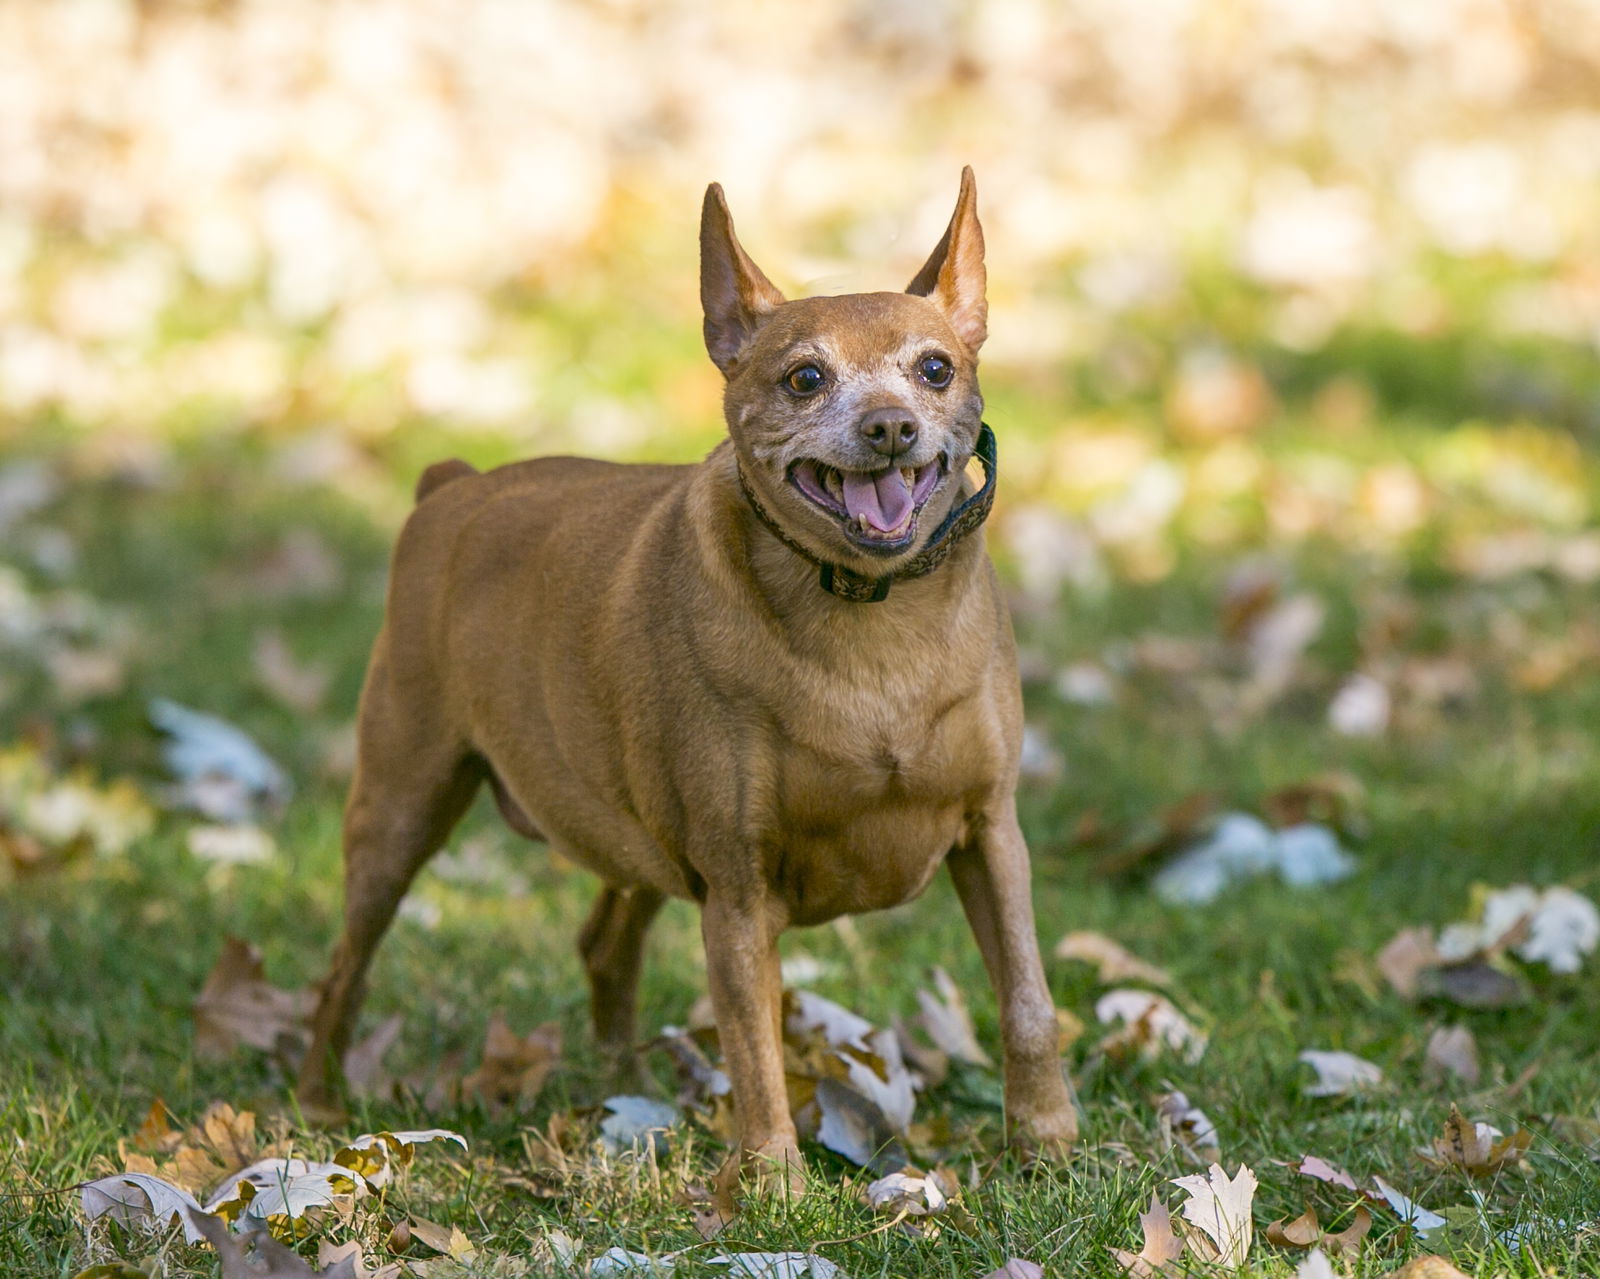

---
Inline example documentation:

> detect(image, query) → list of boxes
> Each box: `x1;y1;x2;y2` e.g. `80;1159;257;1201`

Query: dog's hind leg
297;650;483;1116
578;884;665;1066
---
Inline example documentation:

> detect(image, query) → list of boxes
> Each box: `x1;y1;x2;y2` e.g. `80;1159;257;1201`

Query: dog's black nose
858;406;918;458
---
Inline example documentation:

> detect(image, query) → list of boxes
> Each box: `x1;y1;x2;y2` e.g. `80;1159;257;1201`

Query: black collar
736;423;998;603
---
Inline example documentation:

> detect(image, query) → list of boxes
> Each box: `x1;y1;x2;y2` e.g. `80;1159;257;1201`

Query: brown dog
296;168;1079;1179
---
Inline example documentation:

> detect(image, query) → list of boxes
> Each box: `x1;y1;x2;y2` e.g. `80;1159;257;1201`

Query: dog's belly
766;719;988;926
771;800;964;927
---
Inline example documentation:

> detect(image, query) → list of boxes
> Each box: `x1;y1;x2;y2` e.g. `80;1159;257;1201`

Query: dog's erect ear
906;166;987;354
700;183;786;376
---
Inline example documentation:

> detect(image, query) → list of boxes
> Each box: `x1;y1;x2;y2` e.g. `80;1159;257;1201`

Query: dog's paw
718;1138;808;1200
1008;1110;1080;1165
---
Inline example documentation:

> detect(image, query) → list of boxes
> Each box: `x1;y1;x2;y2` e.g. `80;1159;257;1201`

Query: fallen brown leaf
1267;1207;1323;1248
1379;1257;1474;1279
1262;773;1366;834
1423;1026;1480;1087
1267;1205;1371;1256
343;1013;404;1098
1324;1207;1372;1255
1376;927;1439;1000
128;1099;182;1155
1094;793;1215;879
1109;1192;1185;1277
1055;931;1173;987
457;1012;561;1113
187;1208;355;1277
193;938;313;1062
253;629;330;715
982;1262;1043;1279
1420;1104;1532;1175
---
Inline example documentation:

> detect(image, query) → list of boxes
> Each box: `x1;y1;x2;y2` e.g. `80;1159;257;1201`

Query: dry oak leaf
81;1171;207;1243
126;1098;183;1155
118;1101;274;1201
458;1011;561;1112
1172;1162;1257;1267
1055;931;1173;987
193;938;313;1061
1419;1104;1532;1175
1109;1192;1185;1277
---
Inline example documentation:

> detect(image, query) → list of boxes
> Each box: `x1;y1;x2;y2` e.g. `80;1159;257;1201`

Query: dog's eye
918;354;954;388
785;364;826;396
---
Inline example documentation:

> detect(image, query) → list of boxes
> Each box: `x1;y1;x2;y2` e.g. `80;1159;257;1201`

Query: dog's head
701;170;987;569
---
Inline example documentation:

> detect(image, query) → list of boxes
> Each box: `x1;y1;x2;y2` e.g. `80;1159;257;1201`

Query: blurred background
3;0;1600;894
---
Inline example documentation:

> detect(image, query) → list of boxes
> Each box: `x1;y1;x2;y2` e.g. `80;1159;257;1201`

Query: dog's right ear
700;184;786;376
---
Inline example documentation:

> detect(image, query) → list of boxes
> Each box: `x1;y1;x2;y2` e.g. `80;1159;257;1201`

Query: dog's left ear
906;166;987;355
701;183;787;377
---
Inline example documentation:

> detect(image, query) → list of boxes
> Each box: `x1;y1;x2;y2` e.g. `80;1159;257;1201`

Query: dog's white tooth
857;512;869;532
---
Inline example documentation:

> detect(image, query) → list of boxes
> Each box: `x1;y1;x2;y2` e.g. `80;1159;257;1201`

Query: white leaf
864;1169;947;1216
709;1252;842;1278
599;1096;678;1155
343;1128;468;1155
838;1028;917;1133
1327;673;1389;736
1516;886;1599;973
786;989;874;1051
205;1158;346;1218
591;1247;675;1275
81;1171;207;1244
187;822;276;865
1095;989;1208;1062
1298;1050;1383;1097
814;1077;902;1171
149;697;292;814
913;967;993;1067
1371;1176;1447;1237
1155;1090;1220;1158
1171;1162;1257;1266
1296;1248;1338;1279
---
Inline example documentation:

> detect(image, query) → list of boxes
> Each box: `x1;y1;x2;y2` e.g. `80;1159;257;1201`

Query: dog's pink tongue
841;469;913;532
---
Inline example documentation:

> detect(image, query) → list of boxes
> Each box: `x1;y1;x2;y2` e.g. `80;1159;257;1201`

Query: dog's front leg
700;889;804;1193
948;805;1080;1158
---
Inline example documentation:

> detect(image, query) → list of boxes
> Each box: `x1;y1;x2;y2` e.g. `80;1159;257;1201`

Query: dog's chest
764;685;995;925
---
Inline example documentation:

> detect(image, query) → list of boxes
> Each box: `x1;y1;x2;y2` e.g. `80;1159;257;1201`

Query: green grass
4;337;1600;1278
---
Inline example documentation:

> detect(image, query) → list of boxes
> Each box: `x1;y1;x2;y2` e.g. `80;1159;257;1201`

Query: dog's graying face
701;169;988;563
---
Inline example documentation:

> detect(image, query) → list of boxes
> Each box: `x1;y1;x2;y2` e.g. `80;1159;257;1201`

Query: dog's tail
415;458;479;503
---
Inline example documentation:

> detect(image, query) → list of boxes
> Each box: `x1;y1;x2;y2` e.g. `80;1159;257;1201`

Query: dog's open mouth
789;456;947;552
